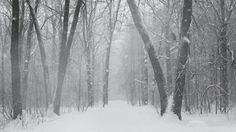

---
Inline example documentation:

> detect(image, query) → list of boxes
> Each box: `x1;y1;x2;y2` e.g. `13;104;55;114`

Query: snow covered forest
1;0;236;131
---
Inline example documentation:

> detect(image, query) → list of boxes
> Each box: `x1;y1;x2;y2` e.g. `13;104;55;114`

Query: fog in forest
1;0;236;132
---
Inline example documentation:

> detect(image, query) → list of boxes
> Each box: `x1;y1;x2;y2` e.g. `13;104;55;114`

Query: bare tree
11;0;22;119
103;0;121;107
26;0;50;110
0;19;6;115
22;0;39;110
127;0;168;116
53;0;70;115
172;0;192;120
54;0;83;115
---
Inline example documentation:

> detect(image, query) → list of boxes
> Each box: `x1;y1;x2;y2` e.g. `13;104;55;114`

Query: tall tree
19;0;25;70
103;0;121;107
26;0;50;110
11;0;22;119
54;0;83;115
172;0;192;120
218;0;228;113
0;19;6;114
54;0;70;114
22;0;39;110
142;53;148;105
82;1;96;107
127;0;168;115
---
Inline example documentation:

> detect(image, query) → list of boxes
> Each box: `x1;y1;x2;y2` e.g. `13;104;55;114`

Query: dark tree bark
19;0;25;68
127;0;167;115
172;0;192;120
11;0;22;119
26;0;50;110
219;0;228;113
77;56;82;111
54;0;83;115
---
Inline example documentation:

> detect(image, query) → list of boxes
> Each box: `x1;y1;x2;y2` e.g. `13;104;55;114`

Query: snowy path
4;101;236;132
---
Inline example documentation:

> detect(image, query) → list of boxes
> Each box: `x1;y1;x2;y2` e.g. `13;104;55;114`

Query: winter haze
1;0;236;132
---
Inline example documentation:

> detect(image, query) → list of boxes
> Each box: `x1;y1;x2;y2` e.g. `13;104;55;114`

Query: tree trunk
103;0;121;107
19;0;25;71
11;0;22;119
50;10;57;102
54;0;70;115
103;1;112;107
142;53;148;105
22;0;39;110
127;0;167;115
103;41;110;106
1;27;6;114
219;0;228;113
77;56;82;111
26;0;50;110
164;1;173;96
165;41;172;95
172;0;192;120
54;0;82;115
22;17;33;110
87;47;94;107
184;70;190;112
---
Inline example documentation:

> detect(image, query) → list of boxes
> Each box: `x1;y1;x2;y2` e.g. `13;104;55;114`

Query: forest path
5;101;236;132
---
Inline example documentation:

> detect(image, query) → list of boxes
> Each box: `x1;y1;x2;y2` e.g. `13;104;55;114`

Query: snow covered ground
3;101;236;132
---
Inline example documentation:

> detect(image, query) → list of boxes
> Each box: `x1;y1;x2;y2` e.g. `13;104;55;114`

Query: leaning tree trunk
127;0;167;115
54;0;82;115
26;0;50;110
172;0;192;120
54;0;70;115
11;0;22;119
